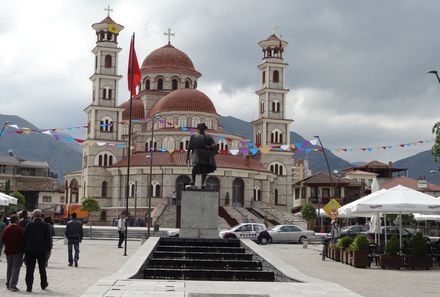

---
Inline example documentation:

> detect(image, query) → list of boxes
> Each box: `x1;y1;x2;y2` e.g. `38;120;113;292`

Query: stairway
143;238;275;281
156;205;178;228
254;201;307;229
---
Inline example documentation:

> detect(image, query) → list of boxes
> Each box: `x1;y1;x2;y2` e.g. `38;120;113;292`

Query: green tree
6;191;26;214
301;202;317;229
432;121;440;170
81;196;100;237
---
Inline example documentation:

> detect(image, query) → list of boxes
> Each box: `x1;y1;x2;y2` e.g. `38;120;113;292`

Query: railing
218;207;239;227
247;208;280;226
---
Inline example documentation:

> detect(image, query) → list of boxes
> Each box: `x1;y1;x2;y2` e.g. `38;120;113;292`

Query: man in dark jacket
19;210;31;229
65;212;83;267
2;214;25;292
24;209;51;292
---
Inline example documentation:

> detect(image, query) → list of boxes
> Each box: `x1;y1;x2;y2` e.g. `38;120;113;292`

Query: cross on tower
271;25;279;35
105;5;113;17
164;28;175;44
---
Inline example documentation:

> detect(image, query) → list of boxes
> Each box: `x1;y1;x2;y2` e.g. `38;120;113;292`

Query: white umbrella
0;192;17;205
0;195;8;206
414;213;440;221
338;189;388;217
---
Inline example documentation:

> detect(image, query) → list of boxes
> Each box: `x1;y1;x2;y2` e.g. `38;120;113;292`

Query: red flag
128;36;141;97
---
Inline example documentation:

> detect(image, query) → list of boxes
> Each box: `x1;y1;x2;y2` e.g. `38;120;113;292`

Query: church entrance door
232;178;244;207
205;176;220;192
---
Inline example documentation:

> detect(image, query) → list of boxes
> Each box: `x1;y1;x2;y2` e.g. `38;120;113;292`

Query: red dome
149;89;217;116
141;44;201;78
120;98;145;120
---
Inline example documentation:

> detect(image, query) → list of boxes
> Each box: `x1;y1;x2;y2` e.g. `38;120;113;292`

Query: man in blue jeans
65;212;83;267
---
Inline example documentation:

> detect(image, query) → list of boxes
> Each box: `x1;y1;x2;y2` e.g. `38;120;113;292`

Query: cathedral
64;13;295;225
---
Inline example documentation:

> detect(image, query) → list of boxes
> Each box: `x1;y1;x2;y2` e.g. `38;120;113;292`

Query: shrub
350;234;369;252
384;235;400;256
410;232;428;256
337;236;353;250
301;202;317;229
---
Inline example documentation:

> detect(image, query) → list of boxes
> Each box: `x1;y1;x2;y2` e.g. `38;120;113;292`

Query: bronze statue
185;123;218;189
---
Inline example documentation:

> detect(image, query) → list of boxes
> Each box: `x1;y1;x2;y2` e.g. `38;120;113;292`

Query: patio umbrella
0;192;18;205
338;189;388;217
0;195;8;206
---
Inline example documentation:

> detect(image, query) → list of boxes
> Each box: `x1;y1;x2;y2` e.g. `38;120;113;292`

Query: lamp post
314;136;334;232
146;115;159;238
333;169;345;205
428;70;440;84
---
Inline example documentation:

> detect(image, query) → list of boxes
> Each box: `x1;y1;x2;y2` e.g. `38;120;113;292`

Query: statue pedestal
180;190;219;239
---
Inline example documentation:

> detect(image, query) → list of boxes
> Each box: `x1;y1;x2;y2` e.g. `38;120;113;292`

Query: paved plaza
266;243;440;297
0;238;138;297
1;239;439;297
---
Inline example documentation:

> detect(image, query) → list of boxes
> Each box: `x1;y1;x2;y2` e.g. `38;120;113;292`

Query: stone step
147;258;262;270
143;268;275;282
156;245;245;254
152;251;253;260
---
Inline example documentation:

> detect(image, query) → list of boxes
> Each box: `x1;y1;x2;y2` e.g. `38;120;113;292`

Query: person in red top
1;214;25;292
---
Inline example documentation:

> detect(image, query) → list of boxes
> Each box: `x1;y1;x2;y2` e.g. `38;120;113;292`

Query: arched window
185;79;191;88
205;176;220;192
104;55;112;68
145;138;157;151
180;136;190;150
212;119;217;130
218;140;228;151
194;81;197;88
192;117;200;127
273;70;279;83
232;178;244;207
253;185;261;201
262;71;266;84
272;100;280;112
100;116;113;132
69;179;79;203
172;79;178;90
95;152;117;167
275;189;279;205
260;100;264;114
166;116;174;128
129;181;136;198
103;86;112;100
152;180;160;197
205;118;212;129
157;78;163;90
256;130;262;144
101;181;107;197
162;136;175;150
271;129;283;144
178;116;187;128
145;79;150;90
268;162;285;176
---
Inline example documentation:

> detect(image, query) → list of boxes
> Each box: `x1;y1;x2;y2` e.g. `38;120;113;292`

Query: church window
98;155;103;166
275;189;279;205
103;154;108;166
166;116;174;128
100;31;105;41
192;117;200;127
101;181;107;198
129;181;136;198
205;118;212;129
269;162;285;176
260;100;264;114
212;119;217;130
256;130;262;144
103;86;111;100
218;140;228;151
145;79;150;90
179;136;190;150
273;70;279;83
162;136;175;150
185;80;191;88
104;55;112;68
272;100;280;112
157;78;163;90
95;56;98;71
178;116;187;128
145;138;157;151
194;81;197;89
262;71;266;84
172;79;178;90
96;152;116;167
271;129;283;144
109;155;113;166
100;116;113;132
152;180;160;197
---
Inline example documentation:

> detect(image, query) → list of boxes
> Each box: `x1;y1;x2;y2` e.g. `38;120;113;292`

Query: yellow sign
323;198;341;220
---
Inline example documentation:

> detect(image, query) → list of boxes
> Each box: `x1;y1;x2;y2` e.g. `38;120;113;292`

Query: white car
268;225;315;244
219;223;270;244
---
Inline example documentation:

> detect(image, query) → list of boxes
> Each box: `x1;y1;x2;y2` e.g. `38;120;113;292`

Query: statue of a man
186;123;218;189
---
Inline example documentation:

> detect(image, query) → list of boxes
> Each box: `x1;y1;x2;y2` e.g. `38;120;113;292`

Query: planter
406;255;433;270
340;249;346;263
334;248;341;262
352;250;369;268
345;250;352;265
380;255;404;269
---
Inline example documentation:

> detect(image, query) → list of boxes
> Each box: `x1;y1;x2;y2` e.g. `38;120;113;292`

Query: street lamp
333;170;345;205
428;70;440;84
314;136;334;232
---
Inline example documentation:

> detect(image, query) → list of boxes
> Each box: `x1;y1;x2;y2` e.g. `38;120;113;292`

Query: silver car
268;225;315;244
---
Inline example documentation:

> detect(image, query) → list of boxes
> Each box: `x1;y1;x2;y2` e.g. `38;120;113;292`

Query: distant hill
220;116;353;173
0;114;82;183
394;150;440;185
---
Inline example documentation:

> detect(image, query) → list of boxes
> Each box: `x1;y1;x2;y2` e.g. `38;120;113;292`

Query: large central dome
141;44;201;78
149;88;217;116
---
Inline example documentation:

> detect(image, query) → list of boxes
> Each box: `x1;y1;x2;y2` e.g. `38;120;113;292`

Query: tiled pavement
0;238;138;297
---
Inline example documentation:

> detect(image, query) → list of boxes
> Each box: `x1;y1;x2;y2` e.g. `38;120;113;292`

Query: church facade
64;14;295;224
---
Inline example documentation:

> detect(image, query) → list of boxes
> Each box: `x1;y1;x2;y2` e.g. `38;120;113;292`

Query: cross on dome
105;5;113;17
271;25;279;35
164;28;175;44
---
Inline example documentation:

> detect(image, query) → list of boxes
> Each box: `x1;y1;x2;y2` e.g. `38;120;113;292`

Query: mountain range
1;114;439;185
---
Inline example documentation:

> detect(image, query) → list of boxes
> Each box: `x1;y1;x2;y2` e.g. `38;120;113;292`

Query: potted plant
337;236;353;264
380;235;404;269
350;234;370;268
407;232;432;270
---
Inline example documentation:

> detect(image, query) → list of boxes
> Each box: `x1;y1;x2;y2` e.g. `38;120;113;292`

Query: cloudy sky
1;0;439;163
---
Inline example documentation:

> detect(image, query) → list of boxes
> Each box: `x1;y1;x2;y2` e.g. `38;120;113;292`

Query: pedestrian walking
23;209;51;292
117;211;126;248
330;220;341;244
65;212;83;267
171;191;177;205
44;216;55;267
2;214;25;292
0;213;6;261
19;210;30;229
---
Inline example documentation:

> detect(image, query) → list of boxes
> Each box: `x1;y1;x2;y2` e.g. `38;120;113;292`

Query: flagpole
124;33;136;256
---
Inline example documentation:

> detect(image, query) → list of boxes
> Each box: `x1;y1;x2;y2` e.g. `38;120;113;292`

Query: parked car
323;225;369;242
219;223;271;244
267;225;315;244
362;226;416;242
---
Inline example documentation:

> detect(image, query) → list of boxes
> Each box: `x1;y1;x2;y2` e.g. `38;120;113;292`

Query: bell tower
252;31;294;208
81;10;125;201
